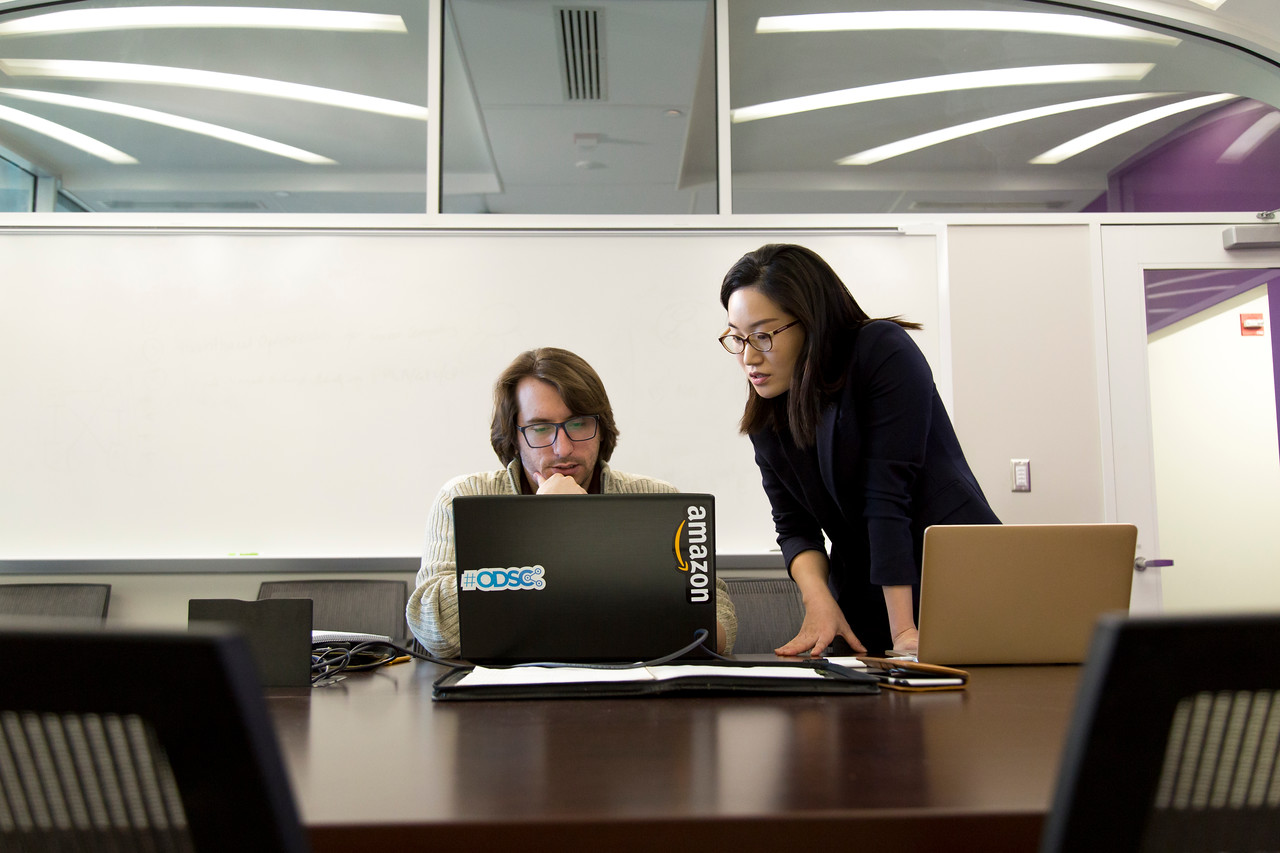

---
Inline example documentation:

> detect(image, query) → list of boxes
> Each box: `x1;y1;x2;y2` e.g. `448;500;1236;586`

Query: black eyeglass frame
516;415;600;449
718;320;801;354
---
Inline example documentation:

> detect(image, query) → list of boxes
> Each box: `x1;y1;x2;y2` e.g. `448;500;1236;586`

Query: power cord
311;629;726;684
310;639;462;685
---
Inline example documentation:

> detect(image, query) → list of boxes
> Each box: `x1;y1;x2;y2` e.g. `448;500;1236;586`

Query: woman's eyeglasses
718;320;800;354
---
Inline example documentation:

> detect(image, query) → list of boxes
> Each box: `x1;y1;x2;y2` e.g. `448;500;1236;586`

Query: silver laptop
914;523;1137;665
454;493;717;663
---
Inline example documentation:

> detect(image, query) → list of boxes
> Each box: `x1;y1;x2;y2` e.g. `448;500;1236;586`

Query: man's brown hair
490;347;619;465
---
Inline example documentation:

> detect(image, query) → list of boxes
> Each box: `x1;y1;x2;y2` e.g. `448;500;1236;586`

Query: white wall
2;222;1126;627
948;224;1106;524
0;229;940;561
1148;287;1280;612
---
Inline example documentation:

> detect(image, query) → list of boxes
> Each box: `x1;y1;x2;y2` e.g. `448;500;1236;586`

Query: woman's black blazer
749;321;999;651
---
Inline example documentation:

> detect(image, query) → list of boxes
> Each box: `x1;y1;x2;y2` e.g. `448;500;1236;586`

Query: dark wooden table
266;660;1082;852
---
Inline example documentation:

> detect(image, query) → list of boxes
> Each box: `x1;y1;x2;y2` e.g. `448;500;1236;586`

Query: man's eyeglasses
718;320;801;354
517;415;599;449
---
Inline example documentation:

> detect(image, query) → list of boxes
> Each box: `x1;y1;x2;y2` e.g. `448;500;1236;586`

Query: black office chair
257;579;410;642
1041;612;1280;853
0;623;309;853
723;577;806;654
0;582;111;621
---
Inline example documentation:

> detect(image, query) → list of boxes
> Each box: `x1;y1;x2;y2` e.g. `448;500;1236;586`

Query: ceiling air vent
557;7;606;101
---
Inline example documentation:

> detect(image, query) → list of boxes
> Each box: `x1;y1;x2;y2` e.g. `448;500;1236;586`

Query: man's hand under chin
533;471;588;495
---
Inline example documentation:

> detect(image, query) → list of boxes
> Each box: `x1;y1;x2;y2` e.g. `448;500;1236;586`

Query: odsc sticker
460;565;546;592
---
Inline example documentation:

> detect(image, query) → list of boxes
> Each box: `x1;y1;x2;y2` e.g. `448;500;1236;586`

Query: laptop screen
454;493;717;663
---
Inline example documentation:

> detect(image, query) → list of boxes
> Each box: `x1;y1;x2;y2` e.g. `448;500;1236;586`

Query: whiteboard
0;229;940;559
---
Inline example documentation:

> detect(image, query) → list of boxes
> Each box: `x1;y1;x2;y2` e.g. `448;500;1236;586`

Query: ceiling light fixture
1146;269;1239;290
0;59;429;119
731;63;1155;123
1219;110;1280;164
0;102;136;163
0;88;337;164
1030;93;1236;163
0;7;407;37
839;92;1169;165
757;10;1179;45
1148;284;1238;300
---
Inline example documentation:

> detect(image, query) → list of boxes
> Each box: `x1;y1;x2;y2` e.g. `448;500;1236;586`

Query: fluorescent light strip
0;88;336;164
0;6;407;37
1219;111;1280;164
1148;270;1241;288
757;11;1179;45
839;92;1168;165
0;102;136;163
1147;285;1239;299
1031;93;1236;163
731;63;1154;124
0;59;429;119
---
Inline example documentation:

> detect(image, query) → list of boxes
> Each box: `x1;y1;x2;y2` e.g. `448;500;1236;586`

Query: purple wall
1144;267;1280;461
1093;99;1280;212
1144;268;1278;334
1273;286;1280;462
1123;97;1280;456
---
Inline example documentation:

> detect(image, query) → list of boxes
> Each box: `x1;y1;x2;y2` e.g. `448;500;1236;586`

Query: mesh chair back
0;624;309;853
1041;613;1280;853
258;579;409;642
0;583;110;621
723;578;805;654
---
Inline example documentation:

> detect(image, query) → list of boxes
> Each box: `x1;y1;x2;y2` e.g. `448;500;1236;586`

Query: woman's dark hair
490;347;619;465
719;243;920;446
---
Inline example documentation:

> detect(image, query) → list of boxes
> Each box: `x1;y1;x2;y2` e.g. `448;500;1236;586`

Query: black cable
504;628;716;671
310;629;726;684
310;639;466;684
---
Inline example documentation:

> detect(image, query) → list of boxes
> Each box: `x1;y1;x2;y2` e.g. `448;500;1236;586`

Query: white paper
455;663;831;688
456;666;654;687
822;657;868;669
647;665;825;681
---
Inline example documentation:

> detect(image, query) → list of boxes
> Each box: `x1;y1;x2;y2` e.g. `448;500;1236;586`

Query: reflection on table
266;660;1081;852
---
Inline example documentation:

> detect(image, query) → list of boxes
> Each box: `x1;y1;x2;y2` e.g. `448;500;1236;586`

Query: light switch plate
1011;458;1031;492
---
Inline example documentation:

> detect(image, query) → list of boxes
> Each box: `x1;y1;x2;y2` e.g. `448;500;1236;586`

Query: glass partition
1;0;1277;215
440;0;717;214
54;190;86;212
0;152;34;211
727;0;1280;214
0;0;430;213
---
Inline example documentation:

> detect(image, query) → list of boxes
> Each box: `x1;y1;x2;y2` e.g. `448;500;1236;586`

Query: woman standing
720;244;998;657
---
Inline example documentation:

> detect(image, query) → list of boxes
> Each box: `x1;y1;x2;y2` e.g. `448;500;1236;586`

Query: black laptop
454;493;717;663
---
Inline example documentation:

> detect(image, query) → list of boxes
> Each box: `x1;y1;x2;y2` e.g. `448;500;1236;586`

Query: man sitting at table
406;346;737;657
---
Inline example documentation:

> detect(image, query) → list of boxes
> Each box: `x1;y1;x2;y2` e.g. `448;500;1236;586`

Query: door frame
1097;222;1280;613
